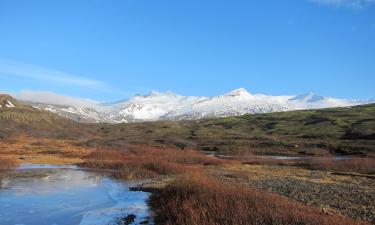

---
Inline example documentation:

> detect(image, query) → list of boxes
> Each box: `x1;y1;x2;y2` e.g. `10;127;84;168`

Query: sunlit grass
80;145;232;179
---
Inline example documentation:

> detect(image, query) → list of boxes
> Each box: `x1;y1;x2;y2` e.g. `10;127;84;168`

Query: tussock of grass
149;175;366;225
80;146;231;179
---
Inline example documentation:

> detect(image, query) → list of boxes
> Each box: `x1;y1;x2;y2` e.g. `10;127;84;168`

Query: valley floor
0;136;374;224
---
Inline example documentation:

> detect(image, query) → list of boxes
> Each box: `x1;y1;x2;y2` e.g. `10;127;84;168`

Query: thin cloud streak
0;58;132;98
0;59;104;88
16;90;100;107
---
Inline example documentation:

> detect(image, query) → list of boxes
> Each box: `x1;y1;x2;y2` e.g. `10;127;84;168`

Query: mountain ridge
9;88;373;123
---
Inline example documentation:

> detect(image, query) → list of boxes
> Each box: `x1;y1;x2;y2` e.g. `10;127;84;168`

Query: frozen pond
0;164;152;225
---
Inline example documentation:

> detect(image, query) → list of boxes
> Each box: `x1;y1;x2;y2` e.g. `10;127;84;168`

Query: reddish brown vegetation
149;175;366;225
0;156;17;170
298;158;375;174
80;146;231;179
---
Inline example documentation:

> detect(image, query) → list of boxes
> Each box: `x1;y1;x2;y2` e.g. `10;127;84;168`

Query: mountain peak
223;88;252;97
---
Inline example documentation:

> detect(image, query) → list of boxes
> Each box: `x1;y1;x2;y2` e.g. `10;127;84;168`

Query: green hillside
94;104;375;156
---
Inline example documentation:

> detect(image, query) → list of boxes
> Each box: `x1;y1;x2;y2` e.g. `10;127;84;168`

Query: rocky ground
211;164;375;223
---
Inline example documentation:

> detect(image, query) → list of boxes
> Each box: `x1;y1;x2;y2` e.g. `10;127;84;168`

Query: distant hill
0;94;77;138
1;94;58;123
0;94;17;108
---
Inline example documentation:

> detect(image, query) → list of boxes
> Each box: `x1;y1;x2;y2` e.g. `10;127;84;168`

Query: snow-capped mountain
14;88;373;123
31;104;112;123
164;88;294;120
105;91;207;123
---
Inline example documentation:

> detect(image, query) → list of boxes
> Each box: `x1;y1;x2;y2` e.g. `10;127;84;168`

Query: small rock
123;214;136;225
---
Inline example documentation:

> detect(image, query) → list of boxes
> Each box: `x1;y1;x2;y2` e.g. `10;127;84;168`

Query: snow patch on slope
5;100;15;107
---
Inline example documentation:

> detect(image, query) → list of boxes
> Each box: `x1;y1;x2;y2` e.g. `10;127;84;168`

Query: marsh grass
80;146;231;179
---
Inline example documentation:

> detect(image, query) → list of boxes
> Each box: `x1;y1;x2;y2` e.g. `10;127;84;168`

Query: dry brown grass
149;174;367;225
0;136;91;165
298;158;375;174
80;145;232;179
0;156;18;169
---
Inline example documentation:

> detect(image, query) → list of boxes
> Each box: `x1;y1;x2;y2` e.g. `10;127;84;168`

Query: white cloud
14;90;119;112
0;59;105;89
16;90;100;108
310;0;375;8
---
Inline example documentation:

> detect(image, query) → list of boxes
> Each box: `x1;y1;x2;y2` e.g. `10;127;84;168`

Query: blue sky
0;0;374;101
